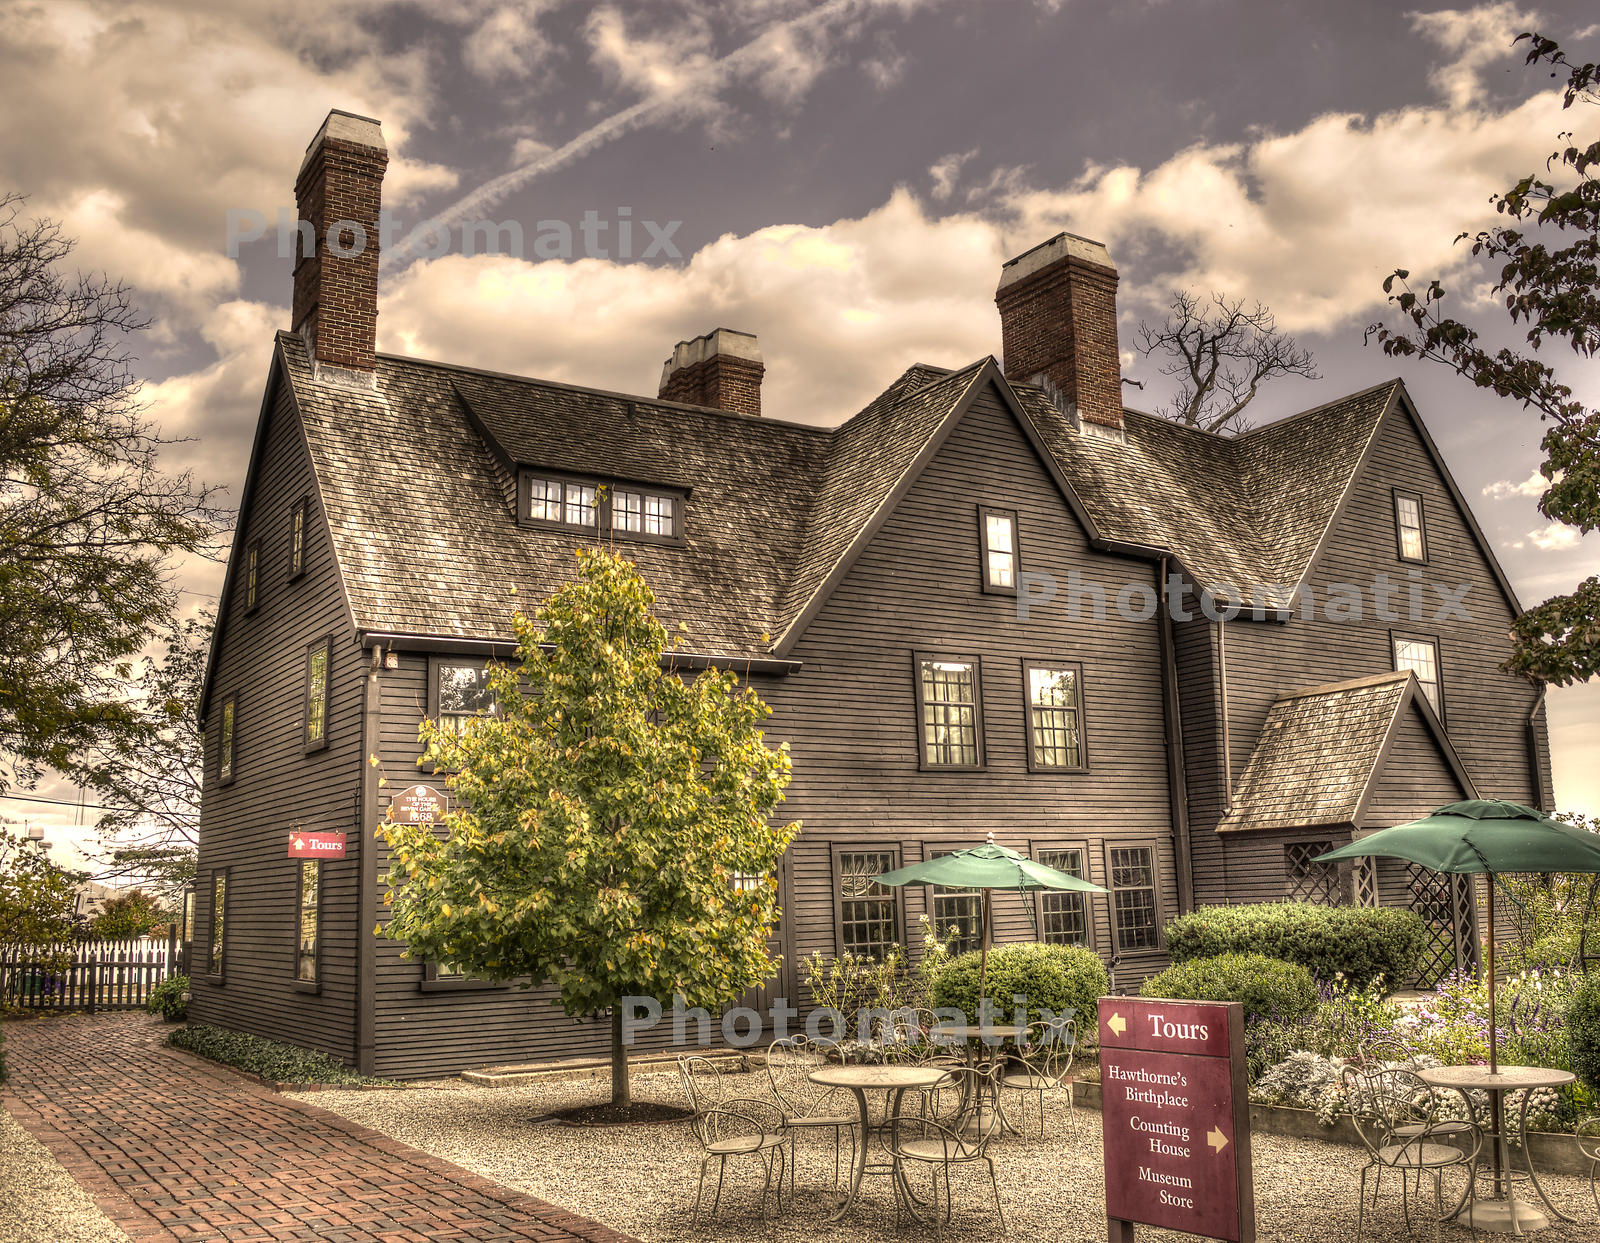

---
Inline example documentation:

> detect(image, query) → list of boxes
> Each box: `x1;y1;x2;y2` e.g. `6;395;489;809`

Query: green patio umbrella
1316;800;1600;1072
875;834;1107;1014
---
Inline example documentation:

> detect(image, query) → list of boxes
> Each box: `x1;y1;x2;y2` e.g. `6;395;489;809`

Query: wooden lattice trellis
1284;841;1342;905
1404;862;1478;987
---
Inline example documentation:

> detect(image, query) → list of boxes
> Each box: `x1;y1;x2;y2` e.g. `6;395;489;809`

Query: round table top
1418;1064;1576;1091
808;1064;953;1090
938;1025;1023;1041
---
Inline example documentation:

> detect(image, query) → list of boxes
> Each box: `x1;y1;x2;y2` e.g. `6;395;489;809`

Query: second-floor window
915;655;983;768
528;477;598;528
304;638;331;751
1394;490;1427;562
1025;663;1085;770
980;507;1019;593
1393;634;1443;717
244;541;260;612
436;661;498;733
612;489;678;538
290;498;309;579
219;696;237;783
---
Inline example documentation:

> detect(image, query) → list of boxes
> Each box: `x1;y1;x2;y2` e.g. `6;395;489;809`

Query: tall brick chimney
658;329;764;417
292;110;387;377
995;232;1124;436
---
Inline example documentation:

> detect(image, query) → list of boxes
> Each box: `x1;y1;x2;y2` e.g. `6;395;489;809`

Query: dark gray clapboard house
193;111;1553;1078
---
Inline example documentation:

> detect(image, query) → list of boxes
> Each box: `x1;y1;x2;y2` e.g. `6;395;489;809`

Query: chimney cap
661;328;762;382
298;109;386;176
998;231;1115;291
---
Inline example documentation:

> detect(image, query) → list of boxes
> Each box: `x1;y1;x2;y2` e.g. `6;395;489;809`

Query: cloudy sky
3;0;1598;863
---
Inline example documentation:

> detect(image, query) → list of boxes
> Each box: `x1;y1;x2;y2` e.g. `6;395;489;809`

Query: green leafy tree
381;548;797;1106
79;613;210;900
0;194;224;794
0;828;83;960
1370;33;1598;685
89;889;168;940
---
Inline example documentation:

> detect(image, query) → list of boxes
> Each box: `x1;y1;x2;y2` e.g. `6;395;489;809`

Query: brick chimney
658;329;764;416
995;232;1123;435
292;110;387;377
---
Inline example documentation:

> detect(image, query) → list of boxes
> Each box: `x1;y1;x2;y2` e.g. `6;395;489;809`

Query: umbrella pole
1487;879;1497;1076
977;888;990;1022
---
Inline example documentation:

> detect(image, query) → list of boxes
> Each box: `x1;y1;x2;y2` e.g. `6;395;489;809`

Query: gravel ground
0;1109;129;1243
294;1068;1600;1242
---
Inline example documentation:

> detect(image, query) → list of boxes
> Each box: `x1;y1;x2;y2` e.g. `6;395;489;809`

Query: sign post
1099;997;1254;1243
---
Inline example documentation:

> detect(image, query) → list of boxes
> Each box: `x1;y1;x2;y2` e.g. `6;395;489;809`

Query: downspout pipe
1525;683;1549;810
356;643;383;1077
1157;557;1195;914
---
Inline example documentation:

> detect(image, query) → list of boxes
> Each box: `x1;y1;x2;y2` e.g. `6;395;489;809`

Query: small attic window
979;507;1019;594
519;470;684;544
1393;489;1427;562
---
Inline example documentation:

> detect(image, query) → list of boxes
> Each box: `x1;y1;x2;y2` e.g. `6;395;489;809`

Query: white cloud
1527;522;1582;551
928;147;979;200
1484;469;1550;500
1409;3;1537;109
461;3;559;82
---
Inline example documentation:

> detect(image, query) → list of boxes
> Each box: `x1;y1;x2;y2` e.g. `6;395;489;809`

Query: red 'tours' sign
1099;998;1255;1243
287;831;346;859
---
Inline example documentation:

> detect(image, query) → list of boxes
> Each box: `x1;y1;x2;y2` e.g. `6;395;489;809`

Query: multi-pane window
527;477;598;527
980;508;1019;593
837;851;899;958
1394;491;1426;562
529;477;563;522
1036;847;1089;945
1108;845;1159;952
296;860;320;984
612;490;678;538
437;661;497;733
928;851;982;953
1393;636;1443;716
244;542;260;611
564;482;598;527
916;657;982;768
219;696;236;783
305;639;330;750
1284;842;1341;906
732;871;779;933
182;887;195;944
290;499;308;578
209;872;227;977
1026;664;1084;769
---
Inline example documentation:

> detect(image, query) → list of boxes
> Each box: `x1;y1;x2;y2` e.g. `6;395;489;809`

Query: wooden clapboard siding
191;370;361;1063
1360;703;1470;828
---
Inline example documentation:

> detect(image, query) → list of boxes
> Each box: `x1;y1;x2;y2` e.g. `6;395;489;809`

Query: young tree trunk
611;1004;631;1107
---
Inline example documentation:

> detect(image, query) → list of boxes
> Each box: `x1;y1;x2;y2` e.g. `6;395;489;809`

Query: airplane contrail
384;0;903;268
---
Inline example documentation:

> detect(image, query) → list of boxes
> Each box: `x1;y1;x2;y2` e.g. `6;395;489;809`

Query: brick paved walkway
1;1013;637;1243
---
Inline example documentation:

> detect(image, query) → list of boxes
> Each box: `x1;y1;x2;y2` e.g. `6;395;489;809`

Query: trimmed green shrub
930;942;1107;1034
1164;903;1425;990
1571;974;1600;1092
1141;953;1318;1027
146;973;189;1021
167;1025;398;1086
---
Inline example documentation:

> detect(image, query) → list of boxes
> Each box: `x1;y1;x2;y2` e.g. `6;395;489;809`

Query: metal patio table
936;1023;1026;1134
807;1064;952;1222
1418;1064;1577;1234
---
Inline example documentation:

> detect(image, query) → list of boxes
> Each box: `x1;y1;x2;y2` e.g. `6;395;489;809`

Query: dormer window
520;470;683;543
979;507;1019;594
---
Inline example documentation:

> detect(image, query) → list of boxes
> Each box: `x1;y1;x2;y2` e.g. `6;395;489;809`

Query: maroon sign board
1099;997;1254;1243
287;831;346;859
387;783;448;825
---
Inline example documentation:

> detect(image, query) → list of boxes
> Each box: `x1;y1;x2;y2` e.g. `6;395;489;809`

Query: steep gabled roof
1218;670;1476;833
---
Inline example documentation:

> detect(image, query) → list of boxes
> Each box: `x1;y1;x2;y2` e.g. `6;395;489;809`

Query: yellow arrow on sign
1107;1012;1126;1036
1207;1127;1229;1153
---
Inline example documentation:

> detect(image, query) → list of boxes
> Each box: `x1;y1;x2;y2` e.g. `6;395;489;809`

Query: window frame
419;958;511;992
243;540;261;614
293;857;321;993
516;469;687;546
831;844;904;960
303;636;333;753
1104;839;1165;957
977;506;1021;596
289;497;310;580
207;868;228;982
924;845;983;956
912;652;986;771
426;655;501;751
1391;630;1446;722
1030;840;1096;950
218;694;237;786
1021;660;1089;773
1392;488;1428;564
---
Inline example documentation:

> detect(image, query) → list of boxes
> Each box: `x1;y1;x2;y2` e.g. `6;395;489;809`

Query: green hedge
1164;903;1425;990
1571;975;1600;1092
168;1025;397;1086
146;974;189;1021
1141;953;1318;1026
930;942;1107;1033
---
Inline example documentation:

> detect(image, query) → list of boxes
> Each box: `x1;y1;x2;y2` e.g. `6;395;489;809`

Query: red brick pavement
1;1012;638;1243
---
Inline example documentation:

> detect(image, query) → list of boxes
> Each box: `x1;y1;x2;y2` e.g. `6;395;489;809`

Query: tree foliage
381;548;797;1105
0;828;82;955
89;888;168;940
78;613;209;899
1369;33;1599;685
0;194;224;793
1136;290;1320;434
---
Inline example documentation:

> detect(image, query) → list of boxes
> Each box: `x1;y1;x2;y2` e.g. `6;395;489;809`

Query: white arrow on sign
1207;1127;1229;1153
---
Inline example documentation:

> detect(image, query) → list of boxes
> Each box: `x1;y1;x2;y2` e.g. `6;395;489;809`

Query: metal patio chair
678;1055;788;1226
889;1063;1005;1237
1578;1114;1600;1217
1341;1063;1481;1241
765;1037;857;1199
998;1015;1077;1140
